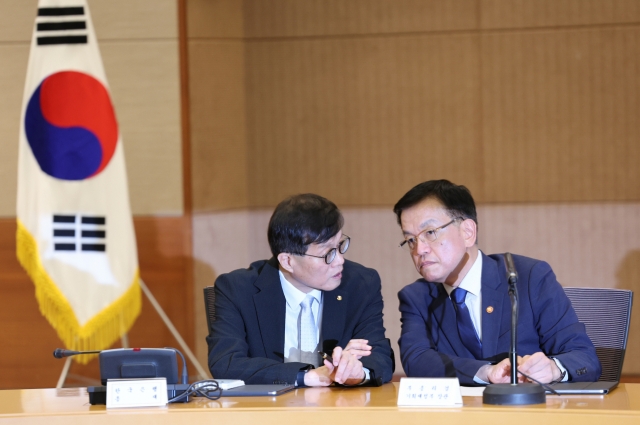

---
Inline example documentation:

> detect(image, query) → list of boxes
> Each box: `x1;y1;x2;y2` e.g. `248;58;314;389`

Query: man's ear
461;219;477;247
277;252;295;273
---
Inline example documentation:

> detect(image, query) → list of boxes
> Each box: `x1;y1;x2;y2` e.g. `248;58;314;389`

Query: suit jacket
398;253;601;385
207;258;393;385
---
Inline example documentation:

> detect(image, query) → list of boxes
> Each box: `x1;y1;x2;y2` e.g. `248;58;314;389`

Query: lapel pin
337;295;342;301
486;306;494;313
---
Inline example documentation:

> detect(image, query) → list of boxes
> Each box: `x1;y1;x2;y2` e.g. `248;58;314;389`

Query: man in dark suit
207;194;393;387
394;180;601;385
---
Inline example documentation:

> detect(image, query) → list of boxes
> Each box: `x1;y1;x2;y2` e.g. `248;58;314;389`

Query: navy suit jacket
207;258;393;385
398;253;601;385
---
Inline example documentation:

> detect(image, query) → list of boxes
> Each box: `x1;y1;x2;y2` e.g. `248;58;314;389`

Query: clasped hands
479;352;563;384
304;339;371;387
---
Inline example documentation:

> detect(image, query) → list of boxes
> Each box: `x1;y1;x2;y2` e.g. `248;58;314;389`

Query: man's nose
415;237;432;255
333;250;346;266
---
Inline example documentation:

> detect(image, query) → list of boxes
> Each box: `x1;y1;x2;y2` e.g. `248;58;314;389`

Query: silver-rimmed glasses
399;218;462;251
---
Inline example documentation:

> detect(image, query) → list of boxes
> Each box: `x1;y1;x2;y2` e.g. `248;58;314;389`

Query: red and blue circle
24;71;118;181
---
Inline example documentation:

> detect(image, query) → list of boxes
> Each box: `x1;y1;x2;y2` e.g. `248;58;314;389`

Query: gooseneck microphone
504;252;519;385
504;252;518;285
482;253;546;405
53;348;102;358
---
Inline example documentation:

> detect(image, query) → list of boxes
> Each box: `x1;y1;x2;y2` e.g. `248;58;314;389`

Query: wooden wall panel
187;0;244;39
90;0;178;40
0;44;27;217
482;27;640;202
0;217;195;390
245;34;483;207
0;0;34;42
189;40;248;211
481;0;640;29
243;0;479;37
101;40;183;215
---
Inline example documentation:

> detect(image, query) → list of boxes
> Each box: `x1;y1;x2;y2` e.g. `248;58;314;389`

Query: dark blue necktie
451;288;483;359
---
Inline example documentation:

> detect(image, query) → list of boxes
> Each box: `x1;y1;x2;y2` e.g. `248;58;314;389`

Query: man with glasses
207;193;393;387
394;180;600;385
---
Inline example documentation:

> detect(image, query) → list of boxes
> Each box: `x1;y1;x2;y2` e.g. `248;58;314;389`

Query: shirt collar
279;270;322;308
443;250;483;297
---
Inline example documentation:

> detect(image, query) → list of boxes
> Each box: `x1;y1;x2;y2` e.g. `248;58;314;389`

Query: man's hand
329;346;366;385
304;339;370;386
343;339;372;359
518;352;562;384
303;366;334;387
478;358;514;384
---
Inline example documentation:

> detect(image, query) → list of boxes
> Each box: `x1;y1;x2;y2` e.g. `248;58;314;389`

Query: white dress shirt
279;270;322;363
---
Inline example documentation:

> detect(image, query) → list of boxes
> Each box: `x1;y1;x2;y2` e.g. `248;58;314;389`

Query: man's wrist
474;363;492;384
297;365;314;387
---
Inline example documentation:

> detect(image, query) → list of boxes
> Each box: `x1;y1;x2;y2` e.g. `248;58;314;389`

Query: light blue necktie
299;295;319;366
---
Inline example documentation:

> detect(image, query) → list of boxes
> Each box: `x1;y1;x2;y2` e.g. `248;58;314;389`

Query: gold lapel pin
486;306;494;313
337;295;342;301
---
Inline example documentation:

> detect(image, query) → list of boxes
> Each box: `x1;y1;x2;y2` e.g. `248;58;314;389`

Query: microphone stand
483;253;546;405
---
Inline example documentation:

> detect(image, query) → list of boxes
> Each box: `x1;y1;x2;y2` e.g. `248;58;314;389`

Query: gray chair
563;287;633;382
204;286;216;335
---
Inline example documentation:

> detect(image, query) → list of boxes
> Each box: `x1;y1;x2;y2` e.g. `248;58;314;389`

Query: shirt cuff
341;367;370;386
473;363;492;385
551;357;569;382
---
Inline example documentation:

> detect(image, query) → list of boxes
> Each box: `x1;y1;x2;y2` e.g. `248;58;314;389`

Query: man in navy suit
394;180;600;385
207;194;393;387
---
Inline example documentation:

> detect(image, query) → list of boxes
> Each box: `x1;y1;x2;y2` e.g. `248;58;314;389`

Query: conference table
2;383;640;424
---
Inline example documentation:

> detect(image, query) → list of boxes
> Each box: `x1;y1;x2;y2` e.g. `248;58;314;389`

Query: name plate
106;378;168;408
397;377;463;407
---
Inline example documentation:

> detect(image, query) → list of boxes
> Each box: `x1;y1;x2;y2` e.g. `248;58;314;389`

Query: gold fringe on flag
16;219;141;364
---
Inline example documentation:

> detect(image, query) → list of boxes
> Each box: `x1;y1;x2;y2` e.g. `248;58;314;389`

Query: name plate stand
106;378;168;408
397;378;463;407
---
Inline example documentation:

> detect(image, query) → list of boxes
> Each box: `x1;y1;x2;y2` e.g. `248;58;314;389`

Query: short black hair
268;193;344;257
393;179;478;226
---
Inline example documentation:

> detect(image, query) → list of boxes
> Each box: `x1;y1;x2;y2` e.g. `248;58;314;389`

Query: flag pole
139;279;209;380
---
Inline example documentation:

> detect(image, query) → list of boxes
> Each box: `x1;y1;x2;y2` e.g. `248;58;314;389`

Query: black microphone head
53;348;81;358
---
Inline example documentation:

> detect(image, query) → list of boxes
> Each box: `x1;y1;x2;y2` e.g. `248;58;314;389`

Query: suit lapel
253;258;286;361
481;253;508;359
321;278;347;349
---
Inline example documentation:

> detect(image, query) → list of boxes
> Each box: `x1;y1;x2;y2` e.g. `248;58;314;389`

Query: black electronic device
53;347;191;404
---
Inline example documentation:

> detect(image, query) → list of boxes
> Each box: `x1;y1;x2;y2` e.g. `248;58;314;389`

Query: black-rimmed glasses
399;218;462;251
302;235;350;264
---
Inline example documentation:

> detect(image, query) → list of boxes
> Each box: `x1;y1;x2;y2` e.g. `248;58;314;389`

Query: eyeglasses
399;218;462;251
301;235;350;264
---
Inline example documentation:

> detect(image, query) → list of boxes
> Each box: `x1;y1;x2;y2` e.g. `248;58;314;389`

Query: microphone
483;252;545;405
53;348;101;358
504;252;518;285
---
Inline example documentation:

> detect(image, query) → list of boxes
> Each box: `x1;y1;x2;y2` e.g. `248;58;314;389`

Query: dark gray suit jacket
207;258;393;385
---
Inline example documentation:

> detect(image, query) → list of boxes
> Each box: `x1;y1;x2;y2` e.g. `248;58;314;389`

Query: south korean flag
16;0;141;363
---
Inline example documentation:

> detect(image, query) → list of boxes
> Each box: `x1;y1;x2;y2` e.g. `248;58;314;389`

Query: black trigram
53;214;106;252
36;6;88;46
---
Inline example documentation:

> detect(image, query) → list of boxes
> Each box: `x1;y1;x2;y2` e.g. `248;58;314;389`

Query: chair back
204;286;216;335
563;287;633;382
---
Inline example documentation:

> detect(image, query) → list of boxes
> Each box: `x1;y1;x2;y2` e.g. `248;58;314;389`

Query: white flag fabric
17;0;141;363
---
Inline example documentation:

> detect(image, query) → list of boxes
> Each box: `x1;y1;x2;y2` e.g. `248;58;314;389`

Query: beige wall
189;0;640;211
0;0;183;217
